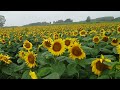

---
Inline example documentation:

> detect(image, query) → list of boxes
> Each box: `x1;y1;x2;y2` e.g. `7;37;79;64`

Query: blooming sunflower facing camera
68;42;86;60
91;55;112;76
24;51;37;68
23;40;32;51
111;38;119;46
49;38;65;56
93;36;100;44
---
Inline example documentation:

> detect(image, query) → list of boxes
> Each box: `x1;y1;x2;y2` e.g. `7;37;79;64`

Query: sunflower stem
119;54;120;62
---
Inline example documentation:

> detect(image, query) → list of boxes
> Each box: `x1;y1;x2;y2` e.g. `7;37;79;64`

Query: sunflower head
79;30;87;37
19;36;22;41
49;38;65;56
93;36;100;44
116;45;120;54
68;42;86;60
19;50;26;60
42;38;53;49
23;40;32;51
111;38;119;46
53;33;59;40
64;38;74;49
102;36;109;42
0;54;12;64
24;51;37;68
117;26;120;34
91;54;112;76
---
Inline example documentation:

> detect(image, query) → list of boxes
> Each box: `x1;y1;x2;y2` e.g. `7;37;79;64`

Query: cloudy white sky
0;11;120;26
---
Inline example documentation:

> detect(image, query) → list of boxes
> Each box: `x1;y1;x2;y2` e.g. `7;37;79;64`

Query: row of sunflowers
0;22;120;79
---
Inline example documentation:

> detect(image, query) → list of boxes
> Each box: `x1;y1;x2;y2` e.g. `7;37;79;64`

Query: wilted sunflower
102;36;109;42
19;50;26;60
29;70;38;79
93;36;100;44
91;54;112;76
79;30;87;37
42;38;53;49
49;38;65;56
0;54;12;64
23;40;32;51
24;51;37;68
68;42;86;60
116;45;120;54
111;38;119;46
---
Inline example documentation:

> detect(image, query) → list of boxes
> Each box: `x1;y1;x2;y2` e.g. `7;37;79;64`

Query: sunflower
91;54;112;76
0;54;12;64
93;36;100;44
42;38;53;49
19;36;22;41
29;70;38;79
19;50;26;60
102;36;109;42
1;39;6;44
24;51;37;68
23;40;32;51
111;38;119;46
64;38;74;49
49;38;65;56
53;33;59;40
116;45;120;54
117;26;120;34
79;30;87;37
68;42;86;60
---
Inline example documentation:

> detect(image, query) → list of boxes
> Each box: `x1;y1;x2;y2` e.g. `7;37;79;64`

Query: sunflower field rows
0;22;120;79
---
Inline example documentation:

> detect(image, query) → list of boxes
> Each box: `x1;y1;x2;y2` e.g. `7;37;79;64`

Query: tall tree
86;16;91;22
0;15;6;27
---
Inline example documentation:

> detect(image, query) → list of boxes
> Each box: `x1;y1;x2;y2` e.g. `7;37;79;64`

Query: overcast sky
0;11;120;26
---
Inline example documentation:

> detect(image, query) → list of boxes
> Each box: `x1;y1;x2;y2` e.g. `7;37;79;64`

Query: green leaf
37;67;51;77
100;48;113;54
14;63;26;72
51;62;66;76
17;58;24;64
104;55;116;61
67;63;78;76
56;56;73;63
97;75;110;79
113;47;118;54
2;63;18;75
21;70;31;79
115;72;120;79
43;72;60;79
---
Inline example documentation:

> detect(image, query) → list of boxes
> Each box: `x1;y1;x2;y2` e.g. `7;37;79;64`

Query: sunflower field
0;22;120;79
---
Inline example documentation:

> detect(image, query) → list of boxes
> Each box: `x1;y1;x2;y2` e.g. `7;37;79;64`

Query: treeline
23;16;120;26
85;16;120;22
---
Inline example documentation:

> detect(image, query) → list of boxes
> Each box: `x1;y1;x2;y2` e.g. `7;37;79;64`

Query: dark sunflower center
81;31;85;35
25;42;30;48
112;39;118;43
19;36;22;40
94;38;99;42
65;40;70;46
28;54;35;64
45;41;51;47
72;46;82;56
118;27;120;32
102;36;108;42
53;42;61;52
96;60;108;71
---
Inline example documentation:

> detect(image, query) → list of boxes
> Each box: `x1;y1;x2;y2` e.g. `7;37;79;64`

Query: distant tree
0;15;6;27
86;16;91;22
64;18;73;23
